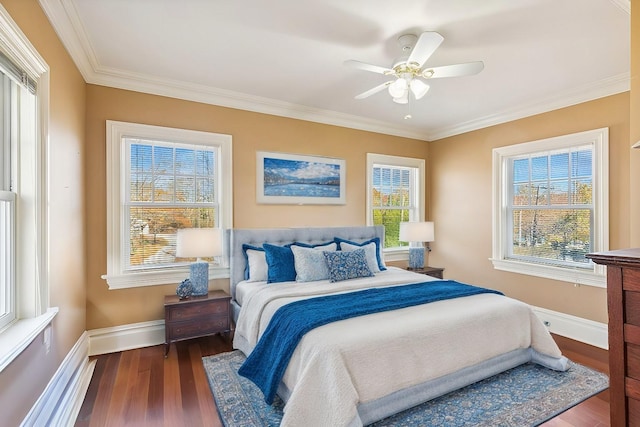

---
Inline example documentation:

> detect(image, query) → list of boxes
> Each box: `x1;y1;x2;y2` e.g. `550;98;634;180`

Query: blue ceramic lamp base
190;261;209;296
408;247;425;269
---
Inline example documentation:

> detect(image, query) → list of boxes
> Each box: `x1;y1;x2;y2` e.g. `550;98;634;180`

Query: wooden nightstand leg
164;342;170;358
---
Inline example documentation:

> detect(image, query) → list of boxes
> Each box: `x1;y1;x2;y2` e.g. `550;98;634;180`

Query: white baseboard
21;332;95;427
532;306;608;350
87;319;165;356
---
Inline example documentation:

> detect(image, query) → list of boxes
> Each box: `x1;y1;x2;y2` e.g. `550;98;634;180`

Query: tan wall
429;93;630;324
0;0;86;425
85;85;429;329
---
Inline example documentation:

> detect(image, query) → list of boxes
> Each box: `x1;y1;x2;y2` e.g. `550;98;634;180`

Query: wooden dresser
587;248;640;426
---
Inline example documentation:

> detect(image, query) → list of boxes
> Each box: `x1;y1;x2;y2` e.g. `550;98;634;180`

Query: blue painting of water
264;183;340;198
263;156;341;198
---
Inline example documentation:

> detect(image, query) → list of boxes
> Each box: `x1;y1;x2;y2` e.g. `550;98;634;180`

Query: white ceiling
39;0;630;141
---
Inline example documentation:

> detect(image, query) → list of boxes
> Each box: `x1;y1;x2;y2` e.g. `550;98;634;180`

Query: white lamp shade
399;221;435;243
176;228;223;258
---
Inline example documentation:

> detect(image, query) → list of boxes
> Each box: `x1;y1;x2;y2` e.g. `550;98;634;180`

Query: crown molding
429;72;630;141
88;64;432;140
39;0;630;142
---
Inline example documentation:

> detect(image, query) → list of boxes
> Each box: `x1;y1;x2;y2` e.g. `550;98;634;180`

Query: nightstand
164;290;231;357
408;266;444;279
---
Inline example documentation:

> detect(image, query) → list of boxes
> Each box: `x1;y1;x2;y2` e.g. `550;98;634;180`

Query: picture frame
256;151;346;205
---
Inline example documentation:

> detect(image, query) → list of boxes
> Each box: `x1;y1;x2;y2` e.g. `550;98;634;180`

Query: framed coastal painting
256;151;346;205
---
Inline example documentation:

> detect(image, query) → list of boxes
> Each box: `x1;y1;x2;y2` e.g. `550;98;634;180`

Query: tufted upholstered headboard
229;225;384;302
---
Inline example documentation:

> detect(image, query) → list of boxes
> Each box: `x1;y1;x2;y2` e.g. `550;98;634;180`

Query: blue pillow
290;241;336;250
323;248;374;283
334;237;387;271
263;243;297;283
242;243;264;280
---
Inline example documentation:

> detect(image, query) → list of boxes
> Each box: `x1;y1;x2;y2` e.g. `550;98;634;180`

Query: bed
229;225;568;427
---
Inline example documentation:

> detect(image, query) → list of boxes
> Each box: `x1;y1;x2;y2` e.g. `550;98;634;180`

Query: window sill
490;258;605;288
0;307;59;373
382;248;409;263
102;266;230;290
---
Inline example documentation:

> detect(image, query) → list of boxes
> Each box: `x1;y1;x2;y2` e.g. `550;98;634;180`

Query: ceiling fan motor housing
392;34;418;69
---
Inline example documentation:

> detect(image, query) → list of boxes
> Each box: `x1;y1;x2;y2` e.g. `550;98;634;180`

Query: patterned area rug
202;350;608;427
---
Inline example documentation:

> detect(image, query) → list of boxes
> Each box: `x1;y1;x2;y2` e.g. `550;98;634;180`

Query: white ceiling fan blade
355;81;393;99
344;59;393;75
422;61;484;79
407;32;444;68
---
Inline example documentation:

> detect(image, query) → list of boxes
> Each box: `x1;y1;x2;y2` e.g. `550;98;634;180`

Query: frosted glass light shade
409;79;430;100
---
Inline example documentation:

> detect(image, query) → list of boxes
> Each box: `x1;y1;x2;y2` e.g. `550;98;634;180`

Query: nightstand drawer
168;316;229;340
166;299;228;321
163;290;232;357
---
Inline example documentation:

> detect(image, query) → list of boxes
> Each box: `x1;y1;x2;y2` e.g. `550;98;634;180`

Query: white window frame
366;153;425;261
0;3;56;373
491;128;609;288
103;121;233;289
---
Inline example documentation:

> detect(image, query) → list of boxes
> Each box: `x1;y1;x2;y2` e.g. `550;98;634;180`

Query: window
0;4;53;372
0;48;42;331
104;121;232;289
366;153;425;252
492;128;608;287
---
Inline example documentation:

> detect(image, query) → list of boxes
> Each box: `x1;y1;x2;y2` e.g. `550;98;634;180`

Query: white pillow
246;249;268;282
339;241;380;273
291;244;336;282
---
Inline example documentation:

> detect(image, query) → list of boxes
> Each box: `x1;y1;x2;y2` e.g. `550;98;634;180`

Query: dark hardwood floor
75;333;609;426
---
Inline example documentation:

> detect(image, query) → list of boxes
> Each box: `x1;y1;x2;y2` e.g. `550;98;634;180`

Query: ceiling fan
345;31;484;105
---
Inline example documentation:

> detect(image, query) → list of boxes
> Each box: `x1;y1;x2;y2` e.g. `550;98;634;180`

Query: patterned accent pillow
291;244;336;282
323;248;374;283
334;237;387;271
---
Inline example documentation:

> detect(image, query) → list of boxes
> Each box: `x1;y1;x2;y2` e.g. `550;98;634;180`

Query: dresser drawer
167;316;229;340
166;299;228;321
628;343;640;380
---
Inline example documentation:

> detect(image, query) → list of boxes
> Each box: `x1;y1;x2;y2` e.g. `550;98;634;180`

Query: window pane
176;177;195;202
130;144;152;173
175;148;195;175
128;206;216;267
550;153;568;179
130;173;153;202
571;150;592;178
512;158;529;183
0;195;13;318
510;208;591;265
531;156;548;181
154;146;173;173
373;208;410;248
154;176;174;202
572;179;592;204
196;150;214;176
549;181;569;205
512;183;531;206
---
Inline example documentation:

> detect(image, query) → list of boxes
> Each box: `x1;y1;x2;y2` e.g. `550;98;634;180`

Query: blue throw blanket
238;280;503;404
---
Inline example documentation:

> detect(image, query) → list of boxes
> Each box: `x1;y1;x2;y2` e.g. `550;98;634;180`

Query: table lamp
176;228;222;296
399;221;435;270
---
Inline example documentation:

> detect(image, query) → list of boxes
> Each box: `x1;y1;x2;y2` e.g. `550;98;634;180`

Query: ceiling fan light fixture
393;91;408;104
409;79;430;100
388;78;408;98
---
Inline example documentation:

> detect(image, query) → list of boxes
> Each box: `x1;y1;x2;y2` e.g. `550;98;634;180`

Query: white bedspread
233;267;565;427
